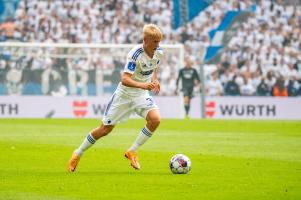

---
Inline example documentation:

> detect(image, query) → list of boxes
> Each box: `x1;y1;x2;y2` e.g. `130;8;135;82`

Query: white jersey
117;44;163;96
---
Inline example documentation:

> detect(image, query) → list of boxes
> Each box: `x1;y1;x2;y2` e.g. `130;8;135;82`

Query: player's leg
184;87;194;118
126;102;160;170
128;108;160;152
74;124;115;156
68;124;115;172
184;95;191;118
68;92;130;172
182;87;190;117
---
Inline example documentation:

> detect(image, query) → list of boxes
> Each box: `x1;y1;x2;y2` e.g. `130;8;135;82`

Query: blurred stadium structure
0;0;300;119
0;42;184;96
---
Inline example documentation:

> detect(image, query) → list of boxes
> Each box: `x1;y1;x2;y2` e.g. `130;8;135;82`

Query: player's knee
101;125;114;136
149;116;160;128
93;124;114;139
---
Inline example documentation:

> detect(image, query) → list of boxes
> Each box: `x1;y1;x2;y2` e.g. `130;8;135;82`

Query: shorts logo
146;98;153;106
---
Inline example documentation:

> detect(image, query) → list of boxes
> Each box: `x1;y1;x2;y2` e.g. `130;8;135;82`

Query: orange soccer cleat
67;153;80;172
124;151;141;170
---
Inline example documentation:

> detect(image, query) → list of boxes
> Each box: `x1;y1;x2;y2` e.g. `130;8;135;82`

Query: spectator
206;71;223;96
0;18;18;40
287;77;300;96
224;75;240;95
272;76;288;97
240;76;256;96
257;78;271;96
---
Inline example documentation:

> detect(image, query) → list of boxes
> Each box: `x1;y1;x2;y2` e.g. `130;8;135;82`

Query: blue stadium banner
204;11;250;63
0;0;19;23
173;0;216;29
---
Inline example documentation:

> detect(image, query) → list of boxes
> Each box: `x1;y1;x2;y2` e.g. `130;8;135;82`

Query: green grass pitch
0;119;301;200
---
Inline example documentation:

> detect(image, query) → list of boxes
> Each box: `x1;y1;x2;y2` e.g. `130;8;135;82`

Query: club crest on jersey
127;62;136;71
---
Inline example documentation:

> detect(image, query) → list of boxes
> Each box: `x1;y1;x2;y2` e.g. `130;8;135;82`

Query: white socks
74;133;96;157
74;126;153;157
128;126;153;152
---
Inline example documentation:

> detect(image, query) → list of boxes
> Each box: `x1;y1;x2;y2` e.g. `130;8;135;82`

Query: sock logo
206;101;216;118
73;101;88;118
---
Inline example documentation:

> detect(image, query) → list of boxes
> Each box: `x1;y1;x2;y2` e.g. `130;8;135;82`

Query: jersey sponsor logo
140;69;153;76
127;62;136;71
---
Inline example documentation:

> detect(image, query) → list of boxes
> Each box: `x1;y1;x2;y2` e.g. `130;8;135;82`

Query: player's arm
193;69;201;86
121;50;156;90
175;69;182;94
151;68;160;94
121;72;155;90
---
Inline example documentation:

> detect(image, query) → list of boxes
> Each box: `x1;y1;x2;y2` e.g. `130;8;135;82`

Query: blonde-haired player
68;24;163;171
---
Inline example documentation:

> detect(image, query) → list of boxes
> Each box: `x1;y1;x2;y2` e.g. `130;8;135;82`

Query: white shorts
102;91;158;125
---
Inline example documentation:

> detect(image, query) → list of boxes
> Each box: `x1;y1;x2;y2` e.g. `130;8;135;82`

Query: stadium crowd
0;0;300;96
210;0;301;97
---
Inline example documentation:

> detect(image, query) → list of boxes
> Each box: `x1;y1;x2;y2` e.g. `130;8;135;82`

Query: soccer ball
169;154;191;174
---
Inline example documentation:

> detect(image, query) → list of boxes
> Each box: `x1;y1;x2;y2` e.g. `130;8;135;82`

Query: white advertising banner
189;96;301;120
0;96;184;119
0;96;300;120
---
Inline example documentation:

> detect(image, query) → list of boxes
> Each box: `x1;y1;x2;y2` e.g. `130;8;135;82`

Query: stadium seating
0;0;300;96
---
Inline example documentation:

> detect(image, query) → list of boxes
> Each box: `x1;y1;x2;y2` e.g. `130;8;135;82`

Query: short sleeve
123;47;143;74
156;47;163;60
155;47;164;67
124;59;137;74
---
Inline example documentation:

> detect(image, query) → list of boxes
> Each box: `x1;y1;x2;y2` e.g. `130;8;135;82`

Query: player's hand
152;80;160;94
142;82;156;91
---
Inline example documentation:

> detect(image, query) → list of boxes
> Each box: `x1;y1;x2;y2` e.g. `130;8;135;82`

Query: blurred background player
176;57;200;118
68;24;163;172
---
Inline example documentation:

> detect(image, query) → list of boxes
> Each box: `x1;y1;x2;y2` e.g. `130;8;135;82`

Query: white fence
0;96;300;120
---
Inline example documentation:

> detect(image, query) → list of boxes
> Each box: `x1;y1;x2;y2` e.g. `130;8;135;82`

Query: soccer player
68;24;163;172
175;57;200;118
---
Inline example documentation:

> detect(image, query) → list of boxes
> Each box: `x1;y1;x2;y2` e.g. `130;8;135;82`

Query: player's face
185;58;192;67
144;36;161;54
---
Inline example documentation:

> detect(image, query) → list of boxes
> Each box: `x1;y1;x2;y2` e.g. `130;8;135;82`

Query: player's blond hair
143;24;163;40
